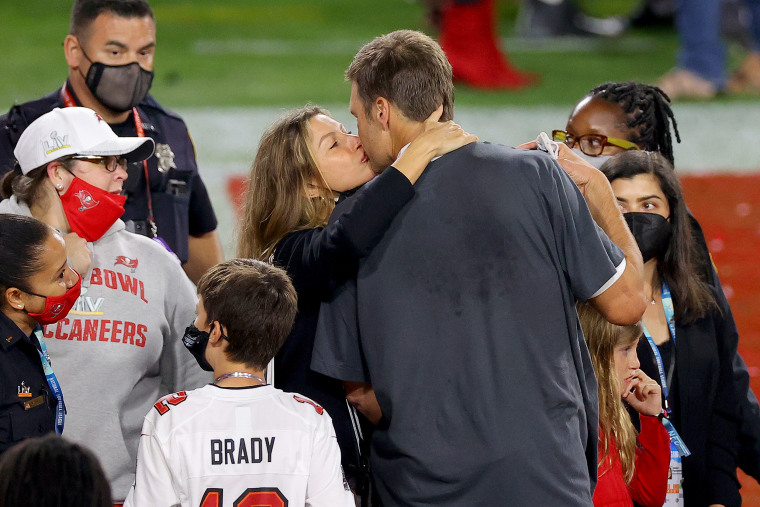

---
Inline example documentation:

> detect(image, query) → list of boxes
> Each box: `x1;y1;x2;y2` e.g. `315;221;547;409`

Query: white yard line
181;103;760;256
192;36;657;56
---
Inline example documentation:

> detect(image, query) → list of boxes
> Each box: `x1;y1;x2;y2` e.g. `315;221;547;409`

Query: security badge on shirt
154;143;177;173
17;381;45;410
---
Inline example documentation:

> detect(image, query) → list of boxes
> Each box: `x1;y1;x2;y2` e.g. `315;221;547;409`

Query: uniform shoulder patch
293;395;324;415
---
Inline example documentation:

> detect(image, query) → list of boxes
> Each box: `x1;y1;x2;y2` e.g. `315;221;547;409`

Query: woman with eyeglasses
0;107;208;504
552;82;678;170
601;150;741;507
0;214;80;454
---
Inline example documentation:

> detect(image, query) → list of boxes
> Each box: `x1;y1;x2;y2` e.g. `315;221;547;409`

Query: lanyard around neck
32;327;65;434
640;283;691;457
214;372;266;385
641;281;676;408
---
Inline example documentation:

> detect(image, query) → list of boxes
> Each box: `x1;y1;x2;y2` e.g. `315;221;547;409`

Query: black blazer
0;312;58;453
271;167;414;476
637;286;741;507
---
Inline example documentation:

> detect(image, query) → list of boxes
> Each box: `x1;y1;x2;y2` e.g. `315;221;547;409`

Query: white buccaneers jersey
124;384;355;507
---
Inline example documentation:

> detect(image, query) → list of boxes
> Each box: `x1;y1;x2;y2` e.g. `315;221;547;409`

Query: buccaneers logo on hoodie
115;256;139;273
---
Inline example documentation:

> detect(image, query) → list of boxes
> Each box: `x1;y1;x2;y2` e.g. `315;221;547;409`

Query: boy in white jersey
124;259;354;507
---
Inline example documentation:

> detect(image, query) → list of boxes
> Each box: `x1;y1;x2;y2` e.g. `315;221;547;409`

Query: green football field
0;0;705;110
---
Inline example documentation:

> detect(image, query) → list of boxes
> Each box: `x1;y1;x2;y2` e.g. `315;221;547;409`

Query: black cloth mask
182;323;214;372
624;212;672;262
81;50;154;112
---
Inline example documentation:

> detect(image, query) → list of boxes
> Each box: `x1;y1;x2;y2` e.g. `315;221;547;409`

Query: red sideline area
681;174;760;503
227;173;760;501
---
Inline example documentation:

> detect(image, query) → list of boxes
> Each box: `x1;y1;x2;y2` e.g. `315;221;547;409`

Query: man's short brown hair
346;30;454;122
70;0;154;38
197;259;297;370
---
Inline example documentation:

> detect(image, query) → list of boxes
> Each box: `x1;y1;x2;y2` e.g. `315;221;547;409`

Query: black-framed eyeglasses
552;130;640;157
68;155;128;173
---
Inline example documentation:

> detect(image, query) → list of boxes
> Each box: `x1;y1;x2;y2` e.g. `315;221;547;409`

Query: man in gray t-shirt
313;30;647;506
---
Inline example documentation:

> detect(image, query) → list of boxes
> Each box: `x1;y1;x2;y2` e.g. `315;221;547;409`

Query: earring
56;184;63;190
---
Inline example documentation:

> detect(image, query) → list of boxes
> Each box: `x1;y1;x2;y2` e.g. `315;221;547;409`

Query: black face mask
624;212;672;263
81;49;154;112
182;323;215;372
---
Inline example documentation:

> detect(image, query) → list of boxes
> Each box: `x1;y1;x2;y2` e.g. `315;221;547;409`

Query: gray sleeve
311;278;370;383
160;261;211;393
544;158;625;301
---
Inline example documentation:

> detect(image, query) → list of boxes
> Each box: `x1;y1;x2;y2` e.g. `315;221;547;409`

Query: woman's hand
516;140;608;201
623;369;663;416
412;105;479;159
393;105;478;184
64;232;92;277
517;139;628;236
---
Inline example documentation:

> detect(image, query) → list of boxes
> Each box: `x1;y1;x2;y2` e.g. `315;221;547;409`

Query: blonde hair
237;106;336;261
577;302;642;484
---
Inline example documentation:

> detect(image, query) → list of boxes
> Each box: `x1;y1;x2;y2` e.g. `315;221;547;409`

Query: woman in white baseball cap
2;107;153;260
0;106;209;503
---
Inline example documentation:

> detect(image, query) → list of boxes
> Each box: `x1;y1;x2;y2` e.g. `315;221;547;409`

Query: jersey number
153;391;188;415
293;395;323;415
200;487;288;507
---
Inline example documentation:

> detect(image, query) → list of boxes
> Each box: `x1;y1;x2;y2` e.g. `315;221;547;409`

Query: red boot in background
438;0;538;90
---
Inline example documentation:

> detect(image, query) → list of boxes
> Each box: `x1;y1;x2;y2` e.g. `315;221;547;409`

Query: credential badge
155;143;177;173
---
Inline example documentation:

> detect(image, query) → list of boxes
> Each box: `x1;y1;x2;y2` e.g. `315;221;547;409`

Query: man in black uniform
0;0;223;284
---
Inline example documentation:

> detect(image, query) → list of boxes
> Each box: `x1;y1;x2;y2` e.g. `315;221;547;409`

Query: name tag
23;395;45;410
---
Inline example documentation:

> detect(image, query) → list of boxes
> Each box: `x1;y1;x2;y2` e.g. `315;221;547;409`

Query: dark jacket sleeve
705;286;742;506
735;350;760;479
187;170;218;236
0;113;16;175
713;275;760;482
689;212;760;483
0;92;63;176
274;167;414;299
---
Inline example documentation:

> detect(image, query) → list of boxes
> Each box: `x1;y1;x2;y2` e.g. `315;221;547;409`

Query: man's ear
64;34;84;69
374;97;392;131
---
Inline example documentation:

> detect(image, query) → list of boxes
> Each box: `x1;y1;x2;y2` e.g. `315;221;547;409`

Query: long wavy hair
601;151;716;324
578;302;641;484
237;106;336;261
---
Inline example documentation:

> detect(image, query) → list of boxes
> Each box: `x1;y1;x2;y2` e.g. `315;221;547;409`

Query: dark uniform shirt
0;82;218;263
0;312;57;453
313;143;625;506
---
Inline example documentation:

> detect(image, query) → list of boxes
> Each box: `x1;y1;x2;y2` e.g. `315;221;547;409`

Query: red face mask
59;177;126;242
26;271;82;325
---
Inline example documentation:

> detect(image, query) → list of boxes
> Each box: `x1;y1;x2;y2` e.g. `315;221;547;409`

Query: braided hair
589;82;681;165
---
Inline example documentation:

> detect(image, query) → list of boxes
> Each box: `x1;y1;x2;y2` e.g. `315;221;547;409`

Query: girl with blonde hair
578;302;670;506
